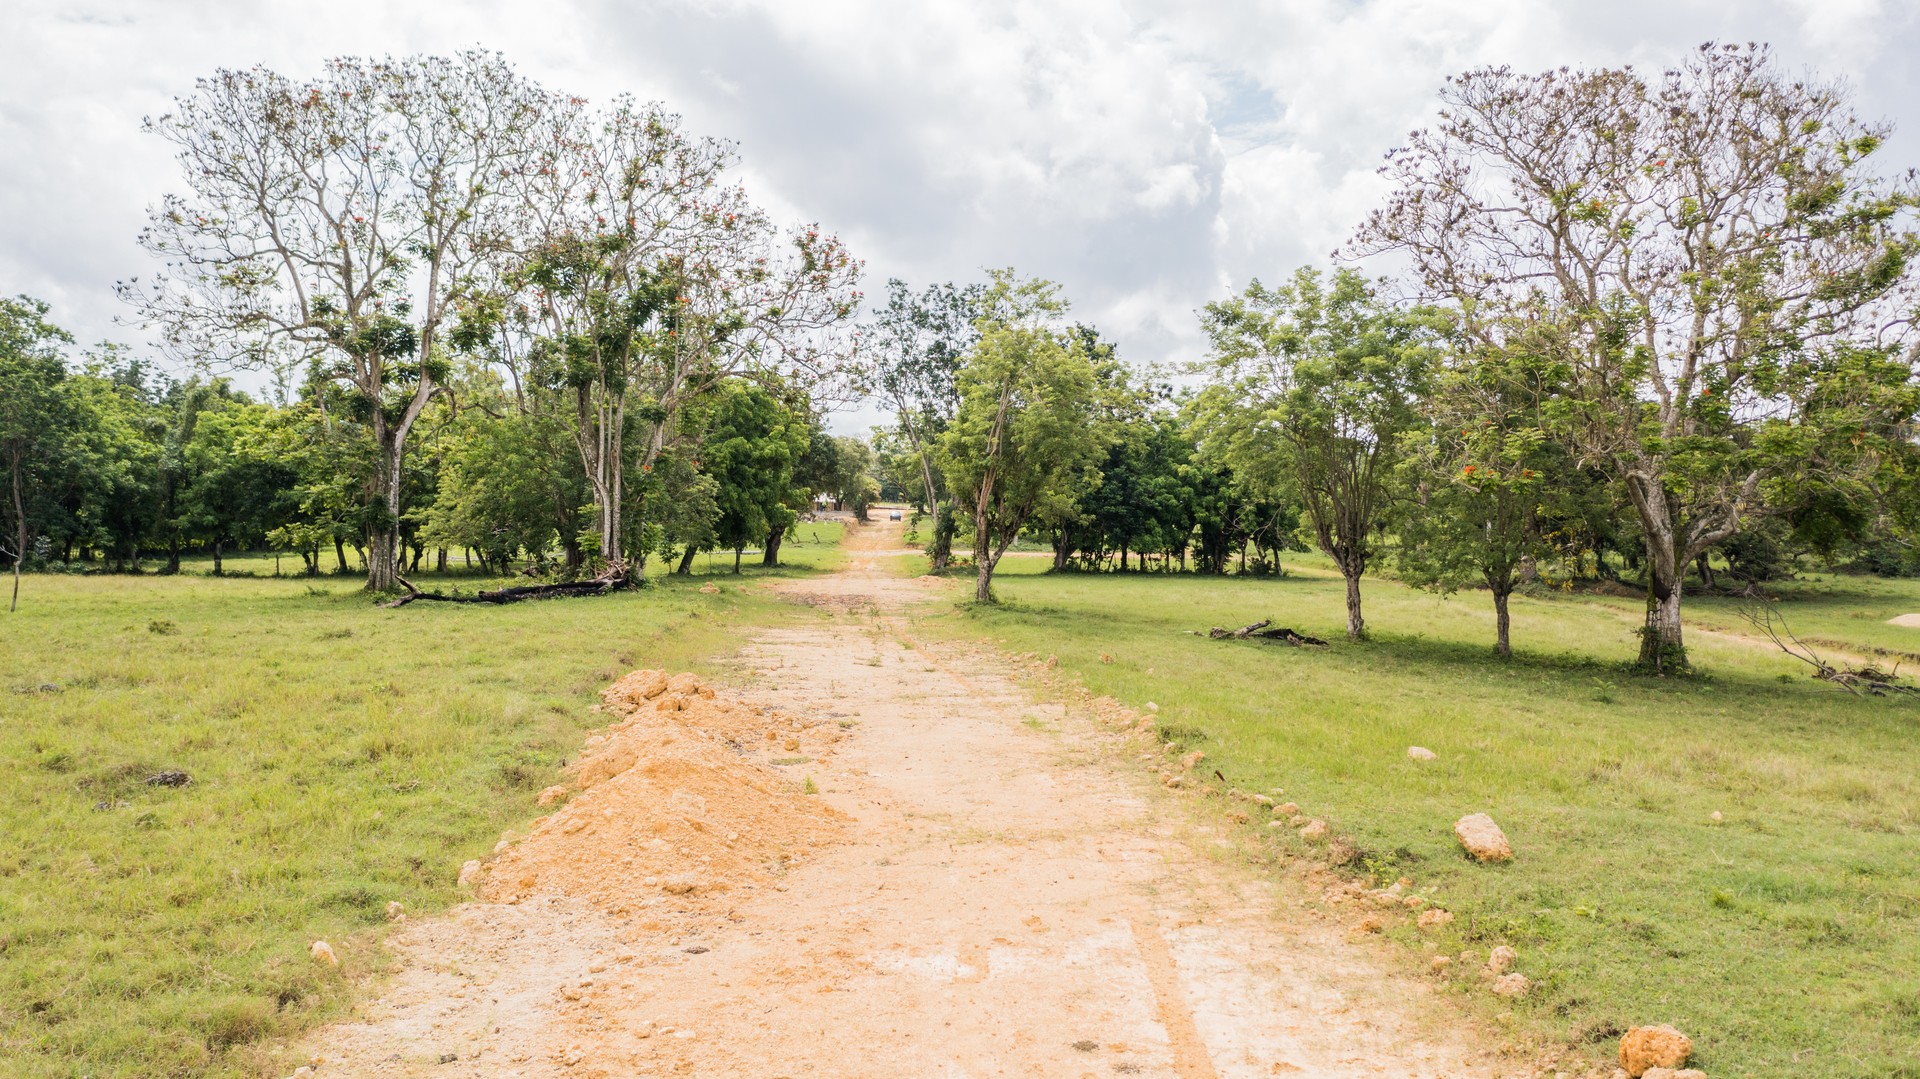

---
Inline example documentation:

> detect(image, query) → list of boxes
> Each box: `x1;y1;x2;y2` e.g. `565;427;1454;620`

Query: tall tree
125;52;550;590
0;297;73;611
1354;43;1920;670
1197;268;1435;640
868;279;981;567
940;271;1106;603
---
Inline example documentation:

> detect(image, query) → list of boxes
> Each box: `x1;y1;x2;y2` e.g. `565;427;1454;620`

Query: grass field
0;523;841;1078
913;553;1920;1079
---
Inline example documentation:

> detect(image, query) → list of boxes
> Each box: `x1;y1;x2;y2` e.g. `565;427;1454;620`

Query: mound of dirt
1886;613;1920;627
476;670;847;913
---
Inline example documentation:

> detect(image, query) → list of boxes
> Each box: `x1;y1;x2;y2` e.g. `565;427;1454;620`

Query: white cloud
5;0;1918;430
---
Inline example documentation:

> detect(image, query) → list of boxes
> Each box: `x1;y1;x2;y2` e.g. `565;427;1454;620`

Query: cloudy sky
4;0;1916;431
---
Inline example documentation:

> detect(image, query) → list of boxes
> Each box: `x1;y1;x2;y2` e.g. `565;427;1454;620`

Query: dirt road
303;520;1501;1078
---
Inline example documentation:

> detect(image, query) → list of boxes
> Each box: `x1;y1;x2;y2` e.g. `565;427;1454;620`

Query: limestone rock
1429;955;1452;974
458;859;483;888
1416;908;1454;931
1297;818;1329;843
1489;972;1530;997
310;940;338;967
1483;944;1516;976
1620;1025;1692;1076
385;901;405;922
537;785;570;807
1407;746;1437;761
1454;813;1513;862
1275;802;1300;816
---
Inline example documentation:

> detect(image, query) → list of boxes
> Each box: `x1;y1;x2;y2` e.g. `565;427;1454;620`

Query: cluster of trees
0;289;881;601
877;46;1920;671
94;51;869;591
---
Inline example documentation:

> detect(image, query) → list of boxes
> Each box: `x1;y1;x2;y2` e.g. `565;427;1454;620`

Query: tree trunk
733;548;743;574
1343;572;1364;641
1625;475;1690;673
1696;551;1715;591
333;538;349;575
763;525;785;567
677;546;697;575
212;537;223;577
436;547;448;572
975;556;995;603
1492;588;1512;657
8;449;26;613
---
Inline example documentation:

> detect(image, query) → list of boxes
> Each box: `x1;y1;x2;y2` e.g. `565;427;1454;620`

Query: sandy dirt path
301;520;1502;1078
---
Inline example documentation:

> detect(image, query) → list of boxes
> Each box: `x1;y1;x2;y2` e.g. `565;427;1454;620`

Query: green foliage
940;270;1108;601
1197;267;1438;637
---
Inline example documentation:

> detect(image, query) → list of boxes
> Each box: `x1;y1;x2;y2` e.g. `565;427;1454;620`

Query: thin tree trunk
733;548;743;574
8;449;25;613
334;538;349;575
763;525;785;567
1344;572;1364;641
1493;589;1512;657
211;538;223;576
677;545;697;575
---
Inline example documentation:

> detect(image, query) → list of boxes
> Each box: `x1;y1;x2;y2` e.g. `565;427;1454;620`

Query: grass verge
911;555;1920;1079
0;547;833;1077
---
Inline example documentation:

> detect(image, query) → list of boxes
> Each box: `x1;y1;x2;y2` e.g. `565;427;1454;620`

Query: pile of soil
476;670;848;913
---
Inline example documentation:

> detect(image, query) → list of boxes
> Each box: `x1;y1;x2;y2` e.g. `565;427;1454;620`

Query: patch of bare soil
300;522;1515;1078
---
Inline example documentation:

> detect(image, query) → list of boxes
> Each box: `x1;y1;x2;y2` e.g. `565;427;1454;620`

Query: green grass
0;546;836;1077
912;555;1920;1079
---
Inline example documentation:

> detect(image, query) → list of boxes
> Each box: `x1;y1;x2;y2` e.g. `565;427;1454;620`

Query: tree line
0;293;879;599
6;44;1920;674
874;45;1920;672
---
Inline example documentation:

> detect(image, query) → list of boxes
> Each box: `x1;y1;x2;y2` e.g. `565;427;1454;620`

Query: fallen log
1205;619;1327;647
383;562;630;609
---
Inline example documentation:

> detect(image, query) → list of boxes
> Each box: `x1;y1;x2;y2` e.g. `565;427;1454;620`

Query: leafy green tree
1355;43;1920;671
829;436;880;523
1198;268;1436;640
175;402;301;574
0;296;73;610
940;271;1107;603
696;381;809;572
868;278;981;563
1398;338;1569;655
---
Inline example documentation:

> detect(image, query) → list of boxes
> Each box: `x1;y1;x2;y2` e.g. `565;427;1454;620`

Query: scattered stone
292;1068;314;1078
1489;972;1530;997
698;584;720;595
1353;915;1385;934
457;860;483;888
1417;908;1454;931
1620;1025;1692;1076
385;901;405;922
1266;820;1285;829
1483;944;1517;976
1407;746;1437;761
1163;775;1184;789
1297;819;1329;843
1249;793;1273;806
537;785;569;807
1228;810;1250;824
1144;702;1159;713
1401;895;1426;909
1178;750;1206;771
437;1052;458;1064
1100;653;1113;663
1709;811;1723;823
1454;813;1513;862
1429;955;1452;974
1275;802;1300;816
684;944;709;954
145;770;191;787
310;940;338;967
1072;1039;1099;1052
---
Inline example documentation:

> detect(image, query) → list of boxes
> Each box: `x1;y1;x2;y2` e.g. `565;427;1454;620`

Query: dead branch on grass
1200;619;1329;647
383;560;631;608
1737;599;1919;698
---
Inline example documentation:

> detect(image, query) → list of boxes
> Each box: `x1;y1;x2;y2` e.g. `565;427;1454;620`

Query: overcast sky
5;0;1916;432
